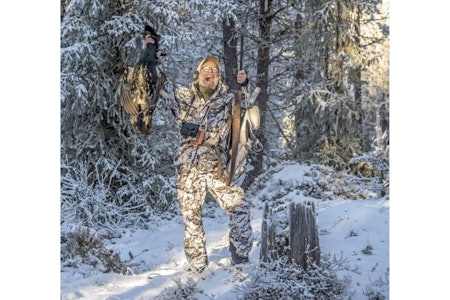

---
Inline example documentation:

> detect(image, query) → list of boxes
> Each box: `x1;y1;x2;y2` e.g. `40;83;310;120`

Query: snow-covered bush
349;152;389;198
363;269;389;300
61;226;125;274
250;162;382;205
154;278;203;300
234;257;349;299
61;159;151;233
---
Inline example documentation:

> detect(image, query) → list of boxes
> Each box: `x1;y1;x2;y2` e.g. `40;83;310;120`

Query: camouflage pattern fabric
169;80;253;272
177;164;252;271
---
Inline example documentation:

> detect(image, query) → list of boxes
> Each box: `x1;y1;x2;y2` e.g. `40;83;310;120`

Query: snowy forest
60;0;390;298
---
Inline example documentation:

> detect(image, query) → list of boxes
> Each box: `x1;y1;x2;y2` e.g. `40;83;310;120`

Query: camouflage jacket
172;80;243;175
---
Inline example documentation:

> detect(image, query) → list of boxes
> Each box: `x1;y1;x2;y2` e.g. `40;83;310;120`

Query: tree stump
260;202;270;263
289;202;320;268
260;201;320;269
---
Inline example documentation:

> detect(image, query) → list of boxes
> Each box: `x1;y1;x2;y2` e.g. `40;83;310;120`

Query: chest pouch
180;121;199;138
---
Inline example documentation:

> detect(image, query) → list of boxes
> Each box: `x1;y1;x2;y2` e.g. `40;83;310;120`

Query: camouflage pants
177;164;252;271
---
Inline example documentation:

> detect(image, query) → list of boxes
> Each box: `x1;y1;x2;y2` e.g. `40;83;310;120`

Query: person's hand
237;70;247;85
144;35;155;47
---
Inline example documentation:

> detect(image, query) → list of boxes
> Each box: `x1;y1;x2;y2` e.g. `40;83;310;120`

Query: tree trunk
222;18;238;89
354;6;367;152
260;202;270;262
247;0;271;184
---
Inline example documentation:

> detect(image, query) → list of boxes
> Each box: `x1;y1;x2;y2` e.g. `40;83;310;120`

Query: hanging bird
119;63;165;135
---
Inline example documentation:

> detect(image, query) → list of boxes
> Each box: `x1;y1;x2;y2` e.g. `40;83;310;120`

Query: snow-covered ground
60;163;389;299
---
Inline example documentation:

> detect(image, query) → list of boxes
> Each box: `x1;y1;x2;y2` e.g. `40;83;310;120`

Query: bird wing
120;79;139;116
120;65;153;116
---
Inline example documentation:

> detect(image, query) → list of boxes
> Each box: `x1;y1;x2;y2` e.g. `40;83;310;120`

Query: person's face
198;63;219;90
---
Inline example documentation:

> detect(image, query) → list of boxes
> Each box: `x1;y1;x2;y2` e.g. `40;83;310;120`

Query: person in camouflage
171;56;252;273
